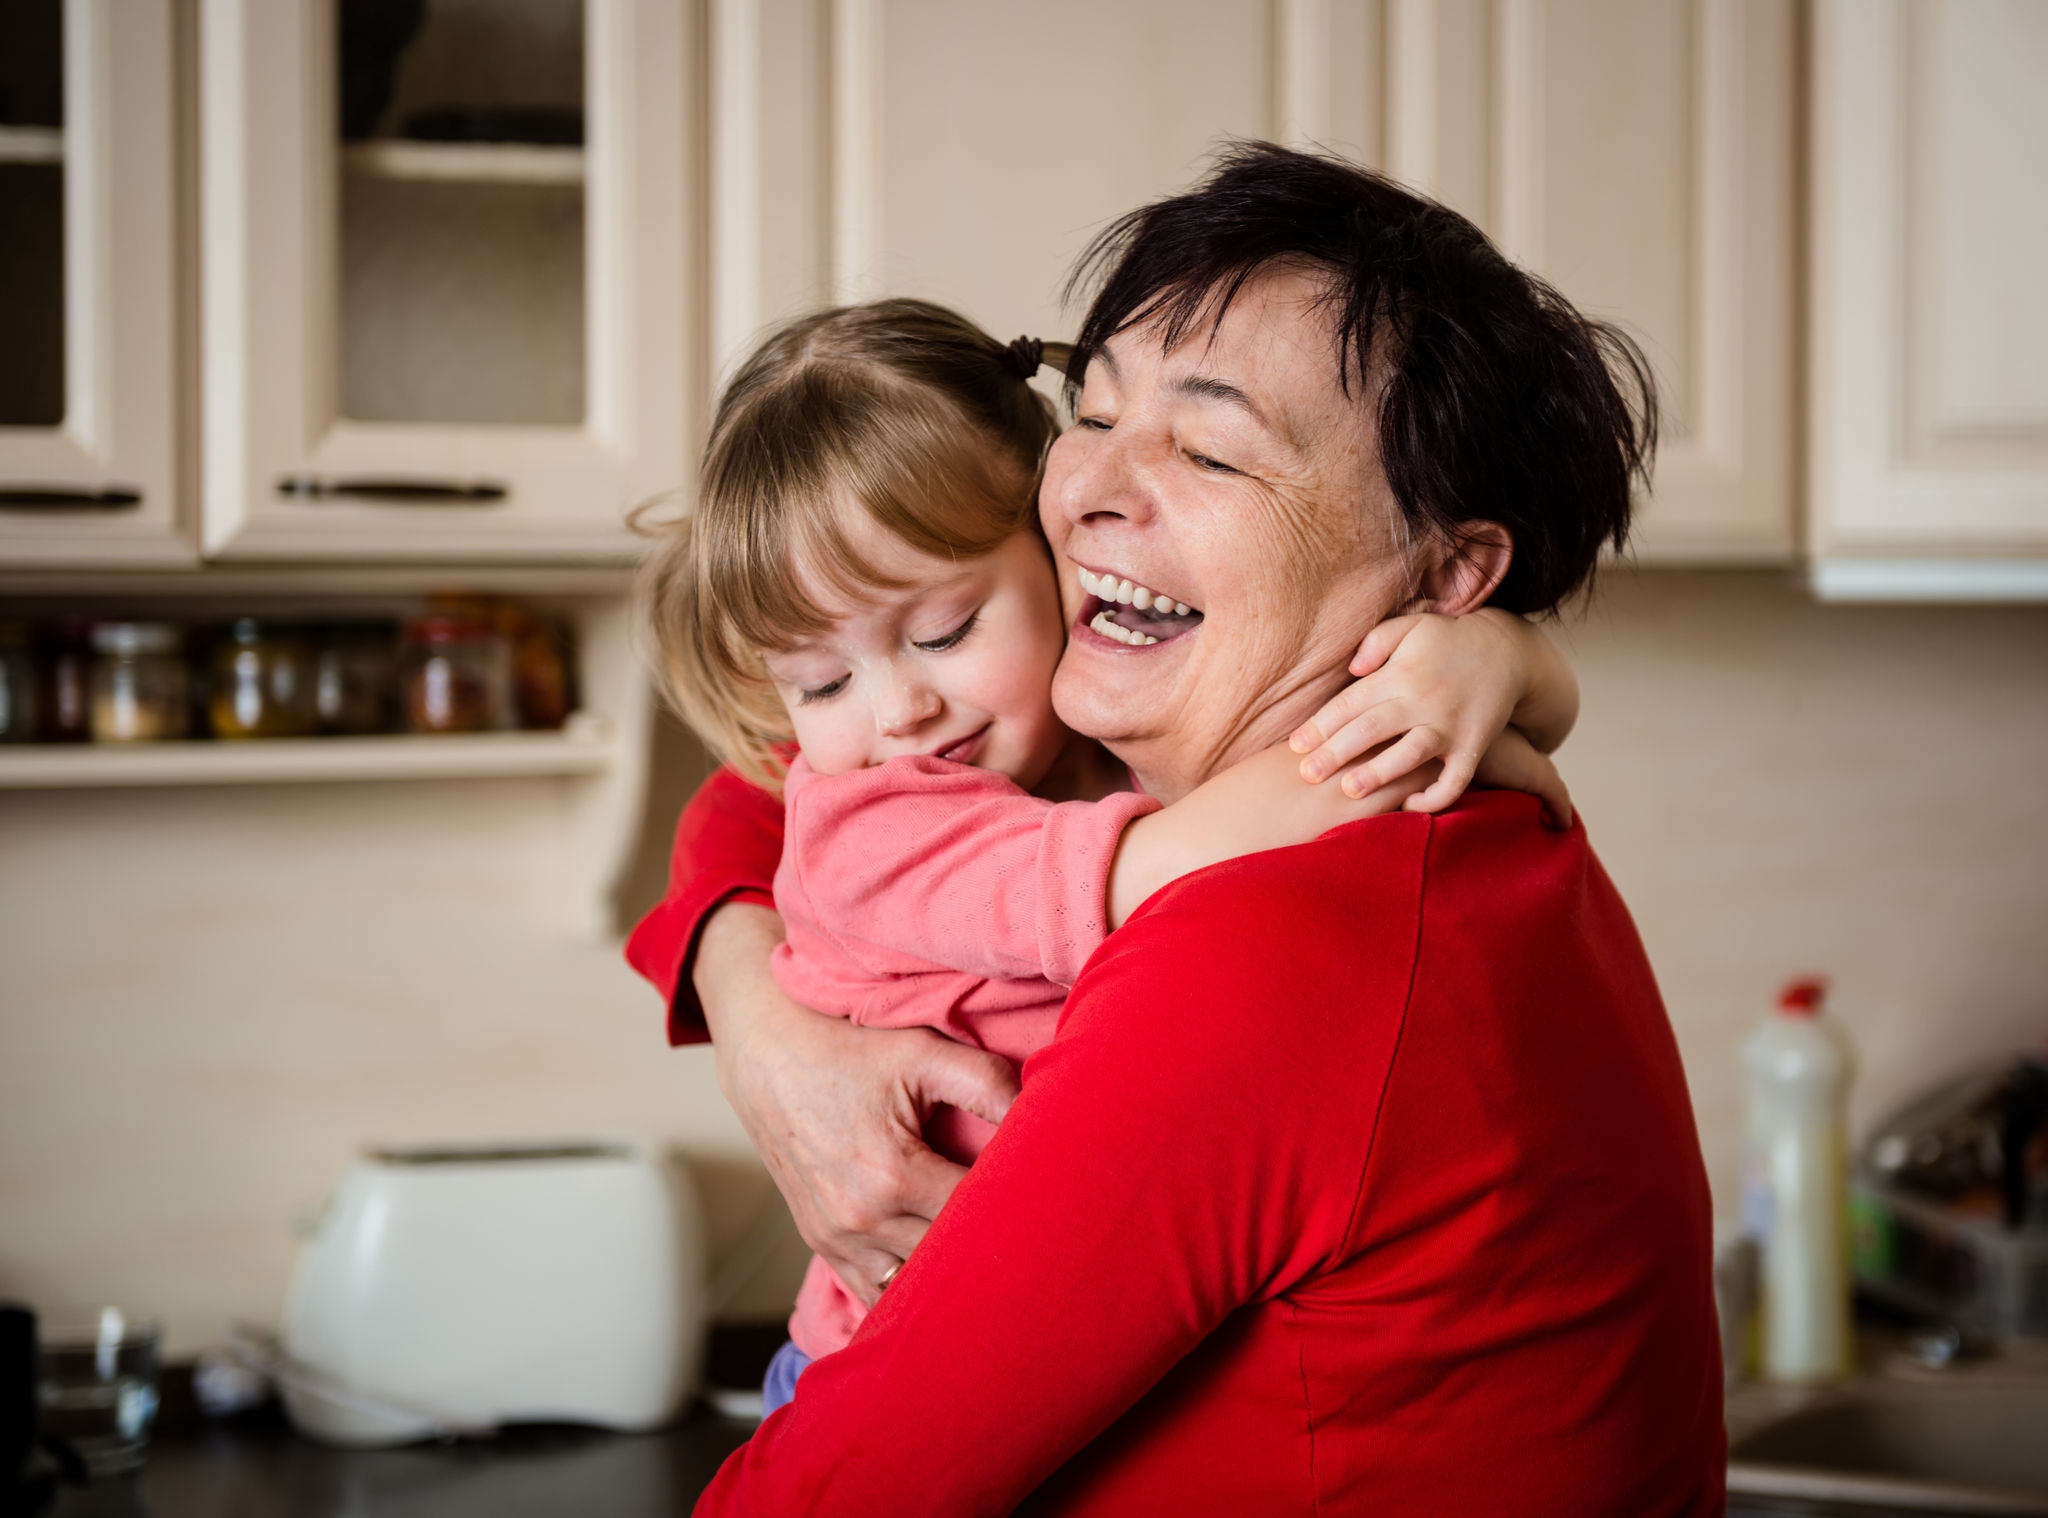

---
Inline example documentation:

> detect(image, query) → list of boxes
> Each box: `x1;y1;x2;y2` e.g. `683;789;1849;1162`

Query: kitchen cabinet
2;0;699;569
199;0;696;562
1363;0;1799;565
1807;0;2048;600
715;0;1797;566
0;1;186;568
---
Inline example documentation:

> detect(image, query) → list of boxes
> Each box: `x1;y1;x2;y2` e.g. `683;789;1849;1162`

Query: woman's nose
872;676;943;738
1052;428;1156;530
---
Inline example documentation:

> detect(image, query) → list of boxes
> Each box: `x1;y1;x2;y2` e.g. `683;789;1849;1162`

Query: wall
0;752;809;1358
3;569;2045;1356
1564;570;2048;1193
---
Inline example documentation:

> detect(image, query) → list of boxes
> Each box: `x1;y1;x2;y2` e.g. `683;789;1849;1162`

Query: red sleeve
782;756;1161;989
622;765;786;1046
691;821;1427;1516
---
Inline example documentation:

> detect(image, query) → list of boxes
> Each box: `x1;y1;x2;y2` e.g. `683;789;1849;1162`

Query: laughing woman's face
1039;265;1416;803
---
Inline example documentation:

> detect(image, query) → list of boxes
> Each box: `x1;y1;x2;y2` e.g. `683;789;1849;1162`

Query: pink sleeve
782;756;1160;988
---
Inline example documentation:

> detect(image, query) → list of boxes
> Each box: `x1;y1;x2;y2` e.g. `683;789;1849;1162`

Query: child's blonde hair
642;299;1072;788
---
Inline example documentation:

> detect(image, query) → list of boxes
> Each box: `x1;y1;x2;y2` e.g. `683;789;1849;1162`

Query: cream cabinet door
199;0;694;563
1808;0;2048;599
712;0;1292;375
1373;0;1799;565
716;0;1795;567
0;1;184;568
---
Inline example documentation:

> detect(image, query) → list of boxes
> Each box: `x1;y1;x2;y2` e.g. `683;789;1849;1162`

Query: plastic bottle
1741;977;1854;1383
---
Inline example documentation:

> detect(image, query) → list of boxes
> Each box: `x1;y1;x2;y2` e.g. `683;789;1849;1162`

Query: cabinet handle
0;485;143;509
278;474;509;503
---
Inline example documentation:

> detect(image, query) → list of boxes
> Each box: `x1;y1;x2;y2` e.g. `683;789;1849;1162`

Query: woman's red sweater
628;772;1726;1516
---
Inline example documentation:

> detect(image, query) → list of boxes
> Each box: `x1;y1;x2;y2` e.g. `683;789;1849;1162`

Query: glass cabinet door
0;1;183;567
201;0;692;562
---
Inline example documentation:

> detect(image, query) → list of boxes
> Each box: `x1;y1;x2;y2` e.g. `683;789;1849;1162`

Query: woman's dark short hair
1067;141;1657;616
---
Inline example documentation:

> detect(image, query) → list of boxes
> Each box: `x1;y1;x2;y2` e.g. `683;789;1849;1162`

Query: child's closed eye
797;676;850;705
912;611;980;653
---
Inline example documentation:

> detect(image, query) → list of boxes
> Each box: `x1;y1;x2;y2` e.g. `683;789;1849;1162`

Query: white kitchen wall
3;570;2045;1355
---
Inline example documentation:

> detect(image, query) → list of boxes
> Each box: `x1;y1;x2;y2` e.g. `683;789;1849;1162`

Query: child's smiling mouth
928;724;991;765
1074;565;1204;648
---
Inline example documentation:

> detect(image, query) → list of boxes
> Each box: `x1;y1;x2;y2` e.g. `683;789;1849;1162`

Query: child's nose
873;679;943;738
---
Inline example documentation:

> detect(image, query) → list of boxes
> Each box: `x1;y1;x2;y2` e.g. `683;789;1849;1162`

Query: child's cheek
787;705;860;777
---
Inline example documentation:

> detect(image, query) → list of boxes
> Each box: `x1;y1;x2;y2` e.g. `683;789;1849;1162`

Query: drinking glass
36;1308;161;1477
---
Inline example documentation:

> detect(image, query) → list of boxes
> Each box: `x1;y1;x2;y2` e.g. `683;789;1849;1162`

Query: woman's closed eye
1185;447;1240;475
912;612;980;654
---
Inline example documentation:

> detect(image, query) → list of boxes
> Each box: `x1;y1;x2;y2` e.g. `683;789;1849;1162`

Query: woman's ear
1414;522;1514;614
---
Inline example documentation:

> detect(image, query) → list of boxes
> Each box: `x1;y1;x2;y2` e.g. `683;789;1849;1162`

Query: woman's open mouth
1074;566;1204;648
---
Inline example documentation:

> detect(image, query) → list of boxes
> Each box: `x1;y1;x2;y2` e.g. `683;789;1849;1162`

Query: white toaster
279;1138;704;1447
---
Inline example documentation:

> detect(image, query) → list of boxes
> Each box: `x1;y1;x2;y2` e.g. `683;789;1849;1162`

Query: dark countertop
44;1405;756;1518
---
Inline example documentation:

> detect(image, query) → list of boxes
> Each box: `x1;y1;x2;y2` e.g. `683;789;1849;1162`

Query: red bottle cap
1777;977;1829;1016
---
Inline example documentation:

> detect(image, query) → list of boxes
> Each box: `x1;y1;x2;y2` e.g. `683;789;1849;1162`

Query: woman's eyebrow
1171;372;1288;441
1173;373;1261;420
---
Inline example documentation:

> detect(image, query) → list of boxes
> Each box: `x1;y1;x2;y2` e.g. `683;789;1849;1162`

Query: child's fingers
1349;613;1425;677
1530;767;1575;830
1299;703;1414;782
1471;733;1575;828
1337;725;1445;798
1401;748;1483;814
1290;681;1402;762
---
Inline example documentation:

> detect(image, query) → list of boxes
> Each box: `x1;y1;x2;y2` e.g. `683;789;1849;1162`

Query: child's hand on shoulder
1287;608;1578;818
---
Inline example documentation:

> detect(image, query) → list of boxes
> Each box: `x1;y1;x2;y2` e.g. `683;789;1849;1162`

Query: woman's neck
1030;730;1133;802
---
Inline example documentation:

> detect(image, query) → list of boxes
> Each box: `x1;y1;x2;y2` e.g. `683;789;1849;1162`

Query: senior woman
632;145;1724;1514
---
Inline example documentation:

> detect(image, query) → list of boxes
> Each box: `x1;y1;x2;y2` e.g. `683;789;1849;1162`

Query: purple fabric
761;1339;812;1416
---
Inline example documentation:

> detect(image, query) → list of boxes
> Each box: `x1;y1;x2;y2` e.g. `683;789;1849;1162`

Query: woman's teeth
1076;567;1195;618
1090;611;1157;645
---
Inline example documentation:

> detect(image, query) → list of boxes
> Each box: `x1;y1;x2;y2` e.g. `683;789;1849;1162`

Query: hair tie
1006;336;1045;380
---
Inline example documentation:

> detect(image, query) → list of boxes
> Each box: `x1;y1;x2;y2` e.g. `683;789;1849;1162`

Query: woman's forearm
691;901;793;1054
692;900;1021;1303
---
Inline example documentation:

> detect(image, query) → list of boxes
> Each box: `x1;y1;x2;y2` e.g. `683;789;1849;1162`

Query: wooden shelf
341;140;584;185
0;126;63;165
0;723;615;790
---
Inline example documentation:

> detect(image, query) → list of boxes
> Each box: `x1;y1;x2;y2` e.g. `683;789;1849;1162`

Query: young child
642;299;1579;1414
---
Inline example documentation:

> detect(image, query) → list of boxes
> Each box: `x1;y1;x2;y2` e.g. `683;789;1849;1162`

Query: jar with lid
209;619;316;739
405;617;512;734
312;619;401;735
91;622;191;742
35;619;93;742
0;622;36;742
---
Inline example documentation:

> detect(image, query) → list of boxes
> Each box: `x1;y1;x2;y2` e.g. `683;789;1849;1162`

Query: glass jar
35;619;93;742
209;619;316;739
311;619;400;735
405;617;512;734
0;622;36;742
90;623;190;742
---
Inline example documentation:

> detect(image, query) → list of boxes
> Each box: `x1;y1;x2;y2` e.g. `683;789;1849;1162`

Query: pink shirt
771;754;1160;1359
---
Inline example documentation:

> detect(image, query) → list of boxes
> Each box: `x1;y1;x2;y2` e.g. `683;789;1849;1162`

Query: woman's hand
694;903;1021;1304
1287;608;1579;812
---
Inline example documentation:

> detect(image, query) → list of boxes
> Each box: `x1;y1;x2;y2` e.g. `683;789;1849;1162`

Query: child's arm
1107;742;1438;927
1288;608;1578;813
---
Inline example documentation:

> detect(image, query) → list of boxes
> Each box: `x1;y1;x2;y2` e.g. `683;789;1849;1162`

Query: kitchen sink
1728;1378;2048;1515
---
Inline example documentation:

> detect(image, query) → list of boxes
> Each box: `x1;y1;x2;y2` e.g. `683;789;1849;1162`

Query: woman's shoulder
1088;792;1575;1007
